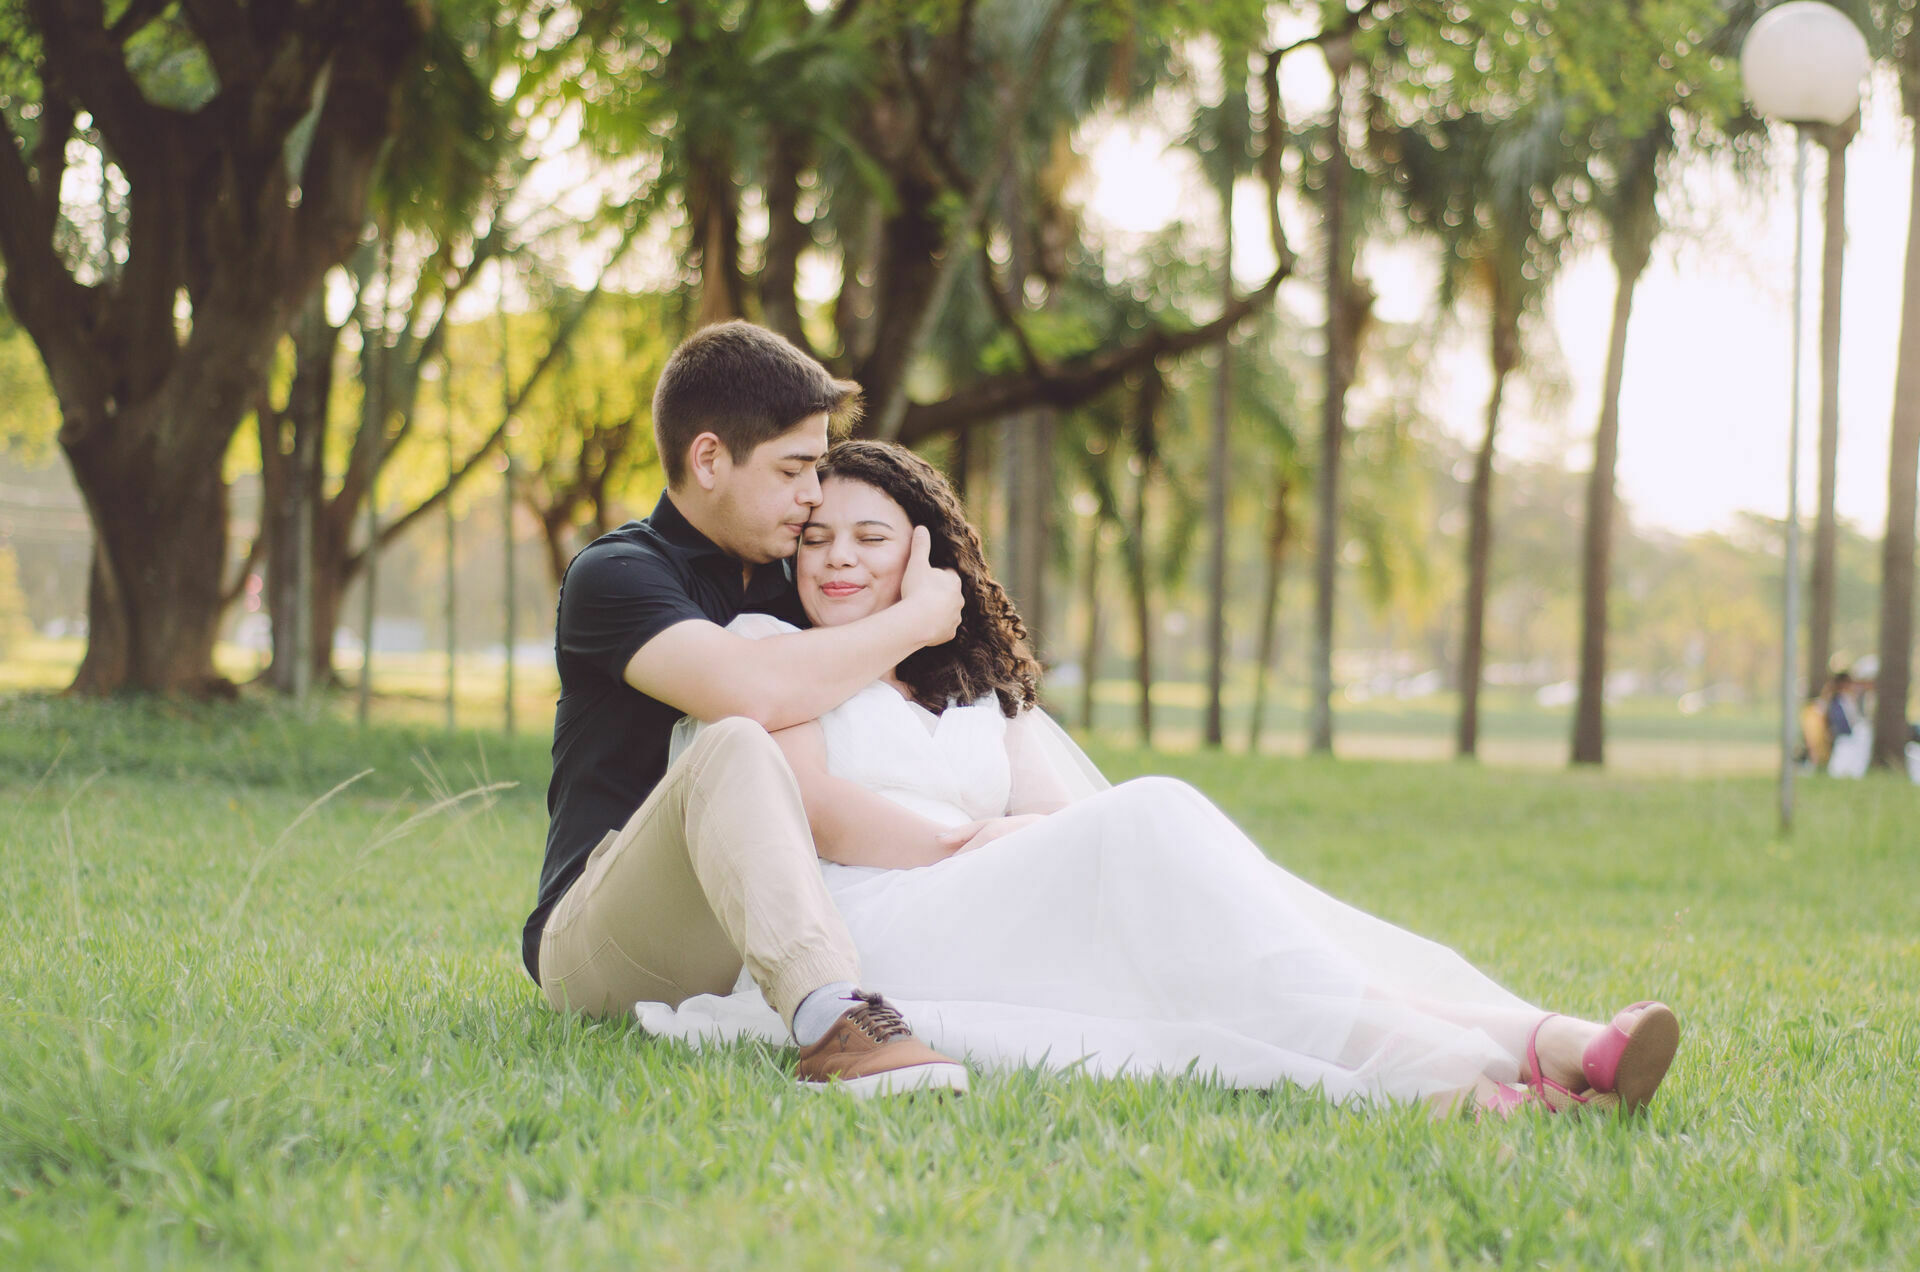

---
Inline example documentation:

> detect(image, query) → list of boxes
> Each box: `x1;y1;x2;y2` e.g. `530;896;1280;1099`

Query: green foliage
120;11;217;110
0;546;28;656
0;311;57;458
2;702;1918;1267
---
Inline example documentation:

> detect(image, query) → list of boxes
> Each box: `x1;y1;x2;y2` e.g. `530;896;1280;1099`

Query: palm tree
1390;104;1582;758
1181;62;1258;748
1874;50;1920;769
1806;111;1860;694
1309;39;1357;755
1571;123;1668;766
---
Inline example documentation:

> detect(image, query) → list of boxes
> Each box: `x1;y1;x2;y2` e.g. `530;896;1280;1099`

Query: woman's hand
936;813;1049;856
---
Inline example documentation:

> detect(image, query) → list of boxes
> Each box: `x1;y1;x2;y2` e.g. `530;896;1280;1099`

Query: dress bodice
816;680;1011;828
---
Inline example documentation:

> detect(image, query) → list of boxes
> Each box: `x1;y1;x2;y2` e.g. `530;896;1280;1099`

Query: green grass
2;695;1917;1269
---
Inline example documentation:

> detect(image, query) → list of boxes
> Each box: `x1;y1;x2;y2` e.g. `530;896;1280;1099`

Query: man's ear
687;432;727;491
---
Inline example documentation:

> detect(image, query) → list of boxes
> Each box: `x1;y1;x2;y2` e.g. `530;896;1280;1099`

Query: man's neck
666;487;734;557
665;488;765;591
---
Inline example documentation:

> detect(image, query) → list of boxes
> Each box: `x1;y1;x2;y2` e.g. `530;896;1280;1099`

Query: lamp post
1741;1;1870;831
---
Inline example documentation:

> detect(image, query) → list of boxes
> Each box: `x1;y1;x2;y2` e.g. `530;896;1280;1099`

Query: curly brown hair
814;440;1041;718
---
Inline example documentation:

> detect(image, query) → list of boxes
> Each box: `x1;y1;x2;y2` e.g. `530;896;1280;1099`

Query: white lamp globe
1741;2;1871;126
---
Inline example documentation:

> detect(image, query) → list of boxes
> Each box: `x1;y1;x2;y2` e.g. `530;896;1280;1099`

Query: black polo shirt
523;490;807;982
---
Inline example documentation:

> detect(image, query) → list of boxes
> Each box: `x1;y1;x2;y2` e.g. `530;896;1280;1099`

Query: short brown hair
653;321;863;485
816;440;1041;718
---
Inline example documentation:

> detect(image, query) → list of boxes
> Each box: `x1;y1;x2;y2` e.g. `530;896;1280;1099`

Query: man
526;320;968;1096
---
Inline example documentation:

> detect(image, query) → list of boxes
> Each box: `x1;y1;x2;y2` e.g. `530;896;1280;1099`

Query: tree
1874;14;1920;770
0;0;420;694
555;0;1301;457
514;294;670;584
1570;124;1663;766
1387;101;1582;758
1181;51;1258;748
245;4;639;690
1562;0;1756;765
1308;38;1357;756
1806;110;1860;695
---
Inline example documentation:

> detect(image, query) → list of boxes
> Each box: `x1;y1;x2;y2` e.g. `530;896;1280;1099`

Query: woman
644;441;1679;1115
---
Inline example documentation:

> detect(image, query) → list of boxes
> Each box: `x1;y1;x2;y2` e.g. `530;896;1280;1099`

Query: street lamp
1741;1;1870;831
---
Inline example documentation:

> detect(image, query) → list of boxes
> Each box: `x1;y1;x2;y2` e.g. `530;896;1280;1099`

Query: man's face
707;413;830;563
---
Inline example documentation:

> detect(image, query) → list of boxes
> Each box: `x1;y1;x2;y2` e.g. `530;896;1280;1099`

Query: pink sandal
1581;1001;1679;1109
1525;1017;1605;1113
1527;1001;1679;1113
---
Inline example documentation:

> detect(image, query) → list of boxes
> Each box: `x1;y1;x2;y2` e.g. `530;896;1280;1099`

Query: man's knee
694;715;777;756
686;716;799;792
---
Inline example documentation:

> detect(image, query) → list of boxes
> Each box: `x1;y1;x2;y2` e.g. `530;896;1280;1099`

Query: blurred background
2;0;1915;774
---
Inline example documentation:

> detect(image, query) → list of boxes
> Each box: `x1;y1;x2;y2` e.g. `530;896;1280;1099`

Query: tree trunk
63;402;237;696
261;297;343;691
1572;248;1650;766
1872;132;1920;770
1000;412;1053;657
1204;208;1234;749
1124;437;1155;749
689;152;746;327
1078;507;1103;732
1246;477;1291;753
1126;483;1154;748
1308;55;1351;755
1457;299;1518;759
1808;117;1856;695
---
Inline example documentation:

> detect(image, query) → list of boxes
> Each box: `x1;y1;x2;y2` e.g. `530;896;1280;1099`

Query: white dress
639;618;1539;1104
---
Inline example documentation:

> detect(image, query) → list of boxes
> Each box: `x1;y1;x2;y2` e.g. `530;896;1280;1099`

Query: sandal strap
1526;1013;1591;1109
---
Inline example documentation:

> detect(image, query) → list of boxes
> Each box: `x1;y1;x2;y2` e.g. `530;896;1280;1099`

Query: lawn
2;693;1916;1269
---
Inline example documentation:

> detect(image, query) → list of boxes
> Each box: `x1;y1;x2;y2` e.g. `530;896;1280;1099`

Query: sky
1075;69;1916;540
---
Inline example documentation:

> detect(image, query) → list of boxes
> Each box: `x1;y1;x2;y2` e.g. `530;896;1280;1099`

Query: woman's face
797;477;914;628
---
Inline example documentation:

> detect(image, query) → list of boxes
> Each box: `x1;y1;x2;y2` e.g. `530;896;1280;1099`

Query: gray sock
792;981;860;1046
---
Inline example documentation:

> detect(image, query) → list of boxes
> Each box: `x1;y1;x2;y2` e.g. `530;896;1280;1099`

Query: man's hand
898;525;964;647
935;813;1049;856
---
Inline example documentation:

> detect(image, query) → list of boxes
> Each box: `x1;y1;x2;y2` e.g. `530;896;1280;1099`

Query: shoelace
844;990;913;1044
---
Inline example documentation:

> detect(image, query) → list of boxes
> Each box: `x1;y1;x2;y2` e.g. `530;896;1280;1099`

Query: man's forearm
734;604;931;730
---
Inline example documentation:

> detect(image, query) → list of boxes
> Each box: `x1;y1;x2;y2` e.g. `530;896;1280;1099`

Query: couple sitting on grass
523;320;1680;1118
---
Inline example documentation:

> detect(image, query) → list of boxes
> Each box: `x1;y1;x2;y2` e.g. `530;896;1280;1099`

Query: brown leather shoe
795;991;968;1098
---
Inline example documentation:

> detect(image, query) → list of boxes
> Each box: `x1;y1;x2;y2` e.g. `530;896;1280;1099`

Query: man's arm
769;720;955;868
624;526;962;730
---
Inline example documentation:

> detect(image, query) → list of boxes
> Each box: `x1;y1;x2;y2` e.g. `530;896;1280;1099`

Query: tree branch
1260;52;1298;278
896;264;1289;446
976;239;1044;376
868;0;1071;438
107;0;170;42
30;97;75;226
1262;0;1396;62
27;0;183;184
759;132;819;359
0;110;99;416
288;1;422;288
351;223;644;572
178;0;258;91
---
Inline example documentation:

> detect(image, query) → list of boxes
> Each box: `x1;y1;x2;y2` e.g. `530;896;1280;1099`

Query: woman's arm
1004;709;1075;815
769;720;956;869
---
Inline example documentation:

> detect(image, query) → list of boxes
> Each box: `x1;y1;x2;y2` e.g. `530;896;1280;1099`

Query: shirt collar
647;490;795;594
648;490;729;561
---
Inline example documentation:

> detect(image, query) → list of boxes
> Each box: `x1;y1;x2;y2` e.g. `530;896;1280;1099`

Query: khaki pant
538;717;860;1029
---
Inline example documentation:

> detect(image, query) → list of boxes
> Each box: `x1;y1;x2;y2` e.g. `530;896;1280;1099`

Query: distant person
1824;672;1872;778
